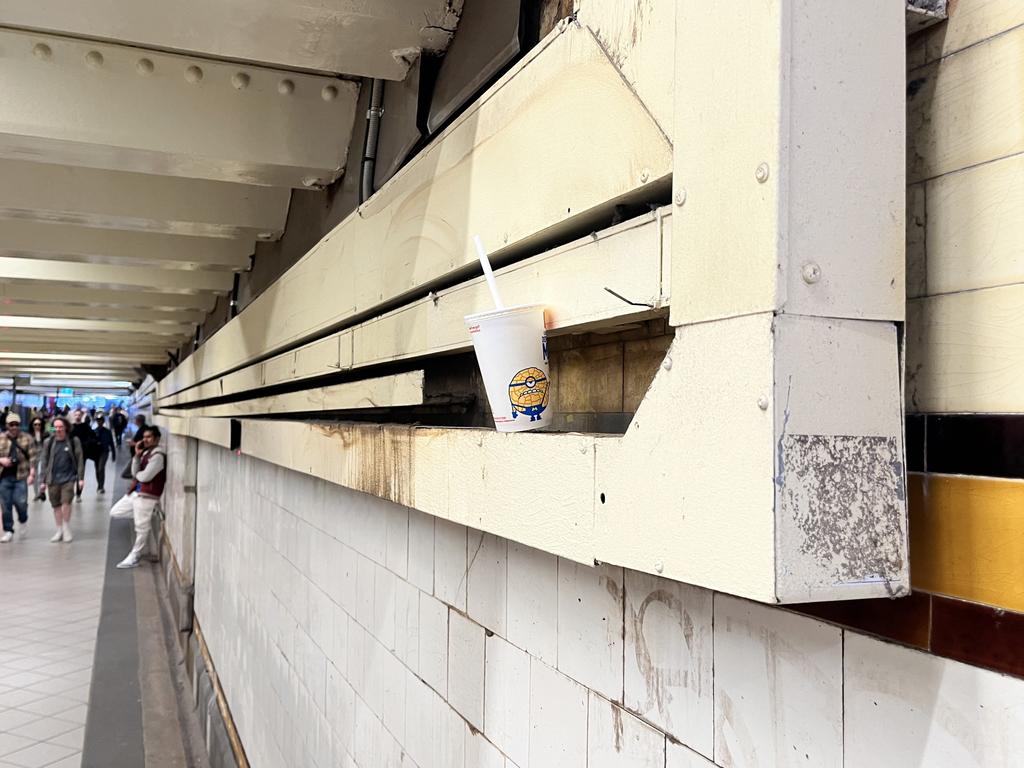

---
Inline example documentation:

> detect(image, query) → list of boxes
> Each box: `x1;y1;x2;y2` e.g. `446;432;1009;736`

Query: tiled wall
192;445;1024;767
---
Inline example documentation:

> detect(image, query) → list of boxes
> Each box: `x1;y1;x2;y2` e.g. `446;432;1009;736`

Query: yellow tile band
909;473;1024;613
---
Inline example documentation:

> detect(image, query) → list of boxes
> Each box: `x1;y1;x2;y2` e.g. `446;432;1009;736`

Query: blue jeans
0;475;28;532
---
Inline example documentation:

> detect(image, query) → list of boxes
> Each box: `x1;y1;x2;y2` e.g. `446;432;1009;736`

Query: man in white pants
109;425;165;569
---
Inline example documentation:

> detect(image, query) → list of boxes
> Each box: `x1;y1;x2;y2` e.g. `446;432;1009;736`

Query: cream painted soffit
0;301;206;326
0;220;252;270
0;28;358;189
0;159;288;239
0;0;463;78
0;283;217;312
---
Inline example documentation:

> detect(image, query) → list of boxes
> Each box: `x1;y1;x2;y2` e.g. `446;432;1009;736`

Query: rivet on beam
185;65;204;84
232;72;250;90
85;50;104;69
278;79;295;95
136;58;155;76
321;85;338;102
32;43;52;61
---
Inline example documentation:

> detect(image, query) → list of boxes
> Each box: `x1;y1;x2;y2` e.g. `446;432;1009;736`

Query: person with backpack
0;412;39;543
39;416;85;543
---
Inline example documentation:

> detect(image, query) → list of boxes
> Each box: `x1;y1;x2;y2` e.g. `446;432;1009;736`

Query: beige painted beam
2;0;461;79
159;210;670;405
0;350;163;364
673;0;904;325
0;220;252;270
0;329;183;353
0;28;357;188
152;414;232;449
0;282;217;312
0;256;232;293
0;158;289;239
158;22;672;393
0;314;192;336
0;301;206;326
0;367;141;378
160;371;424;418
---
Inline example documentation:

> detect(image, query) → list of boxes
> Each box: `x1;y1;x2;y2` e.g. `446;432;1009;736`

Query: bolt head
136;58;154;75
278;79;295;95
755;162;770;183
801;262;822;284
321;84;338;101
32;43;52;61
85;50;104;69
654;561;664;574
184;65;204;84
757;396;769;411
673;189;687;207
640;168;651;183
232;72;251;90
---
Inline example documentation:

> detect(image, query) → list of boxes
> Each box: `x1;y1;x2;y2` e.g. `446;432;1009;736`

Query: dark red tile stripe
930;595;1024;679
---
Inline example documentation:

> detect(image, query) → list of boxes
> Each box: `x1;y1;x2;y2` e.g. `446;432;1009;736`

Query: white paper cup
465;304;551;432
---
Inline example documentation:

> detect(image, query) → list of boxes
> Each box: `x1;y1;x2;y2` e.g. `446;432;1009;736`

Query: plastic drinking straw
473;235;504;310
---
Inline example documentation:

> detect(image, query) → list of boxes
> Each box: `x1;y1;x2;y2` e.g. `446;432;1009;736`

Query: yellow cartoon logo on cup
508;367;549;422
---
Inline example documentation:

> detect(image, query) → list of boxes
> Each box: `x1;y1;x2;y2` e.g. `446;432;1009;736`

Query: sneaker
61;524;73;543
0;531;13;544
116;555;140;569
50;529;63;543
98;488;105;494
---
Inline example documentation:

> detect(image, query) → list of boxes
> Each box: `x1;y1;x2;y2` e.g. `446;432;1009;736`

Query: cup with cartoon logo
464;304;551;432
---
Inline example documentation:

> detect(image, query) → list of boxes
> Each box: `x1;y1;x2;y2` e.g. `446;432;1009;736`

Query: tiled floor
0;459;116;768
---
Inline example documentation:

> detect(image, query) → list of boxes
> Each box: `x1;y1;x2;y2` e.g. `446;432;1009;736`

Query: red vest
138;448;166;498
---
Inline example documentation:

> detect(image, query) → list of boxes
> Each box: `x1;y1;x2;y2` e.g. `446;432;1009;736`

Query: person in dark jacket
111;409;128;450
69;409;97;502
93;414;115;494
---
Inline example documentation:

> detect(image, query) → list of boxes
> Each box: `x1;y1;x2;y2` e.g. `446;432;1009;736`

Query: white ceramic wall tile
713;595;842;768
404;674;438;768
407;509;435;593
484;634;531;768
356;551;376;629
507;542;558;667
394;579;421;672
556;559;624;701
467;729;507;768
434;518;468;611
448;610;486;731
418;592;449;696
529;659;588;768
374;563;398;650
845;632;1024;767
386;504;410;578
587;692;666;768
623;569;714;756
467;531;508;635
667;741;716;768
381;648;408;743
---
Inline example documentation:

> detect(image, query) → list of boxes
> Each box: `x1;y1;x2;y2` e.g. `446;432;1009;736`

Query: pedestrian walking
39;417;84;543
110;425;165;569
0;412;39;543
69;409;98;503
93;414;115;494
28;416;48;501
111;408;127;451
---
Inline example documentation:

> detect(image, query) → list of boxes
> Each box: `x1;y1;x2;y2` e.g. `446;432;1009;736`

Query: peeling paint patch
777;434;907;598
